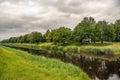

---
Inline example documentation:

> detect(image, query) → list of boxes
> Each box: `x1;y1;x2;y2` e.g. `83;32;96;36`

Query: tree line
1;17;120;45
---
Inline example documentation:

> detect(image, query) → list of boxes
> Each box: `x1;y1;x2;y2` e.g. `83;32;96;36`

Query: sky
0;0;120;40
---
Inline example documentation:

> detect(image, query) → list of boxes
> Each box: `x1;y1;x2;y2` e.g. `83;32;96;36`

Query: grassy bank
39;42;120;54
39;42;120;58
0;46;90;80
3;42;120;59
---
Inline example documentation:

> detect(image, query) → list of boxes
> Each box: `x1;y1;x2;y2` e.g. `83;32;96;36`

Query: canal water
5;46;120;80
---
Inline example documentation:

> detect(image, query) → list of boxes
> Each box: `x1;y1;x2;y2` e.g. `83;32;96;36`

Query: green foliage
44;29;50;42
72;17;95;42
29;32;43;44
104;24;115;41
1;17;120;44
17;36;25;43
46;29;56;42
114;20;120;41
52;27;72;45
90;25;100;43
95;21;115;43
23;34;31;43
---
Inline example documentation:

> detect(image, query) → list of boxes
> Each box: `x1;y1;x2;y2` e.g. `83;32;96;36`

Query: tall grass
80;47;114;57
0;46;91;80
2;42;120;58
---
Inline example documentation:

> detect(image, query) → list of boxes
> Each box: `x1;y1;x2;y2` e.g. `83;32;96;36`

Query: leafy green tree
17;36;25;43
72;25;84;42
44;29;50;42
95;21;107;44
23;34;30;43
0;17;117;44
90;25;100;43
52;27;71;45
46;29;56;42
104;24;115;41
8;37;17;43
114;20;120;41
73;17;96;42
95;21;115;43
29;32;43;44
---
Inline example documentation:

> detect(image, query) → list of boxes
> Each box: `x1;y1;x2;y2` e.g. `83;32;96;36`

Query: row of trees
1;32;45;44
1;17;120;45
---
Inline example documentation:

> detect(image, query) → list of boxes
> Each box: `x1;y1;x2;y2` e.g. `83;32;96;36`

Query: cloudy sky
0;0;120;40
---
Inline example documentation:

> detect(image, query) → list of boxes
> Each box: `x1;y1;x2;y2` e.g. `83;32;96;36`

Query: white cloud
0;0;120;40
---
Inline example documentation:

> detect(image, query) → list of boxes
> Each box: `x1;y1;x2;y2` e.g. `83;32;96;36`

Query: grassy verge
0;46;90;80
39;42;120;57
3;42;120;59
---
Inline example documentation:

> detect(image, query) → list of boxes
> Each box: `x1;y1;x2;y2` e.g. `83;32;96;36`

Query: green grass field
0;46;90;80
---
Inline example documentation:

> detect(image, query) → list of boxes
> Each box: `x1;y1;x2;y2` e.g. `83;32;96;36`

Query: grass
38;42;120;54
39;42;120;59
0;46;90;80
2;42;120;59
46;43;119;52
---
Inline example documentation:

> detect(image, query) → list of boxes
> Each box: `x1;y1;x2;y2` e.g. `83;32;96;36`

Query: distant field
0;46;90;80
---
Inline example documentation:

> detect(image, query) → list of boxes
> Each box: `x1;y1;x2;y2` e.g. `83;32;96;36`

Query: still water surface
76;56;120;80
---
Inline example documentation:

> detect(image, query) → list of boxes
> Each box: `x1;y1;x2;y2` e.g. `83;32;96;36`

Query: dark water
5;46;120;80
77;57;120;80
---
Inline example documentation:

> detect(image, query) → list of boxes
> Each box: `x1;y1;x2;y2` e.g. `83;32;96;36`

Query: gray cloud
0;0;120;40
